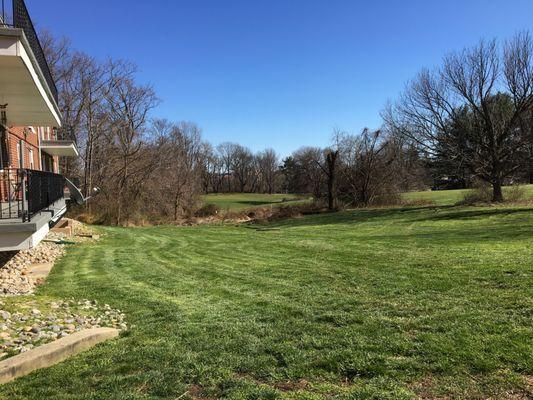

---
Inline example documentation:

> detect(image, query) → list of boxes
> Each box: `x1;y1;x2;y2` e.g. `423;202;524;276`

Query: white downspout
38;127;43;171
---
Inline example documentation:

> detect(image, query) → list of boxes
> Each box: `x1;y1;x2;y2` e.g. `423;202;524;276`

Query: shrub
458;183;492;205
372;192;403;207
505;185;525;202
458;183;525;205
194;203;220;217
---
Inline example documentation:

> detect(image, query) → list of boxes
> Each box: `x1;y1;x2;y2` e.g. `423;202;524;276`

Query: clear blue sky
29;0;533;156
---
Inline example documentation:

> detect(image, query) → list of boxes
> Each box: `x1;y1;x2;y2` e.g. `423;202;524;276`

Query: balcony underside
0;198;66;251
0;28;61;127
41;140;79;157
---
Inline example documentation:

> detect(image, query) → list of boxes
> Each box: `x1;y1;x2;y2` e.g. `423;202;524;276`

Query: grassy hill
404;184;533;206
202;185;533;212
2;203;532;399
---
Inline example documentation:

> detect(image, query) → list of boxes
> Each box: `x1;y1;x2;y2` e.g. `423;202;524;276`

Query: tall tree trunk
174;192;180;221
325;150;338;211
327;179;334;210
492;178;504;202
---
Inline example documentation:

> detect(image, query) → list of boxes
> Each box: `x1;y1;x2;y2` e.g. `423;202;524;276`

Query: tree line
41;30;532;224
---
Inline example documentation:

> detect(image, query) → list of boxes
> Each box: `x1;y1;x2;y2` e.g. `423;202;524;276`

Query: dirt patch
409;372;533;400
184;384;216;400
272;379;310;392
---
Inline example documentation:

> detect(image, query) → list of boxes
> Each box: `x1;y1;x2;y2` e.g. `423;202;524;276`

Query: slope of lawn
1;205;532;399
203;193;307;211
404;183;533;206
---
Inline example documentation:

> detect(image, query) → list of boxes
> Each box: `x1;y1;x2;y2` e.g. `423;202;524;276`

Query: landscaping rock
0;241;65;296
0;219;99;297
0;299;127;360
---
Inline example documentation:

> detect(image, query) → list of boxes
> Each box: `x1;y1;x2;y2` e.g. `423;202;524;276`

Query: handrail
53;126;76;142
0;168;65;222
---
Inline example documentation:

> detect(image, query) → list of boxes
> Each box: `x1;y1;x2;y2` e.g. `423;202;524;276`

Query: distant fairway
203;185;533;211
403;184;533;206
203;193;308;211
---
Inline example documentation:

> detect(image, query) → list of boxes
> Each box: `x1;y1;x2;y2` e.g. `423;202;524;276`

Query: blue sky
29;0;533;156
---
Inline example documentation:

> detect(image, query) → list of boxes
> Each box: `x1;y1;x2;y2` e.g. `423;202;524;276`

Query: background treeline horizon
42;30;533;225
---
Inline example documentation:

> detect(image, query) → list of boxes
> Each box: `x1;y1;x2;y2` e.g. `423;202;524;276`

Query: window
29;149;34;170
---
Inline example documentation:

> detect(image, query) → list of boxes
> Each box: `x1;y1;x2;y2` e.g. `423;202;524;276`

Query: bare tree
217;142;239;192
337;129;398;206
385;32;533;201
257;148;279;194
317;149;339;210
153;120;204;220
199;142;224;194
292;147;324;198
104;76;159;224
232;145;254;192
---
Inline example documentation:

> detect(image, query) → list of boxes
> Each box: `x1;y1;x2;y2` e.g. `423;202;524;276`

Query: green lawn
1;205;532;399
404;184;533;206
202;193;307;212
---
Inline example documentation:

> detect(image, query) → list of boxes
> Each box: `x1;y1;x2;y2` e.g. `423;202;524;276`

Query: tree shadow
252;205;533;242
235;198;303;208
261;205;453;228
412;207;533;222
235;200;282;207
367;222;532;245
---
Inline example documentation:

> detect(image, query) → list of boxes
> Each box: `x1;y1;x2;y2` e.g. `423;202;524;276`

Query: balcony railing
0;0;59;104
0;168;65;222
53;126;76;142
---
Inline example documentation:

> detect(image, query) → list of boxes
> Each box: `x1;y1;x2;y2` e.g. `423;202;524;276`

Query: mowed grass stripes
0;205;532;399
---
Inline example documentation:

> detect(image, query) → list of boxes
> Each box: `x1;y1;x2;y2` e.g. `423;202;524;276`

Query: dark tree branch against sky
27;0;533;156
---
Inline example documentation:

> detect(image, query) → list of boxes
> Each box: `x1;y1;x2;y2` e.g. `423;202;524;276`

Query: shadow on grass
262;205;453;229
235;198;304;208
412;207;533;222
257;204;533;247
235;200;283;207
367;222;533;245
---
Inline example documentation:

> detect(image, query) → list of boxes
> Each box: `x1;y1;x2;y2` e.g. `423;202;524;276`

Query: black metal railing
0;168;65;222
26;169;65;219
0;168;25;220
0;0;58;104
53;126;76;142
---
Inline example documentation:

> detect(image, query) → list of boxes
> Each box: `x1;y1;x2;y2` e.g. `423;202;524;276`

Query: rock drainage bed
0;220;125;363
0;218;99;296
0;298;126;360
0;242;65;296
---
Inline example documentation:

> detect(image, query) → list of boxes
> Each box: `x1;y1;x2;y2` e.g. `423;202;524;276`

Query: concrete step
0;328;120;384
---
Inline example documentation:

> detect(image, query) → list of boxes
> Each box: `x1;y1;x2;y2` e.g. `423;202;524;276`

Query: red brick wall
5;126;59;173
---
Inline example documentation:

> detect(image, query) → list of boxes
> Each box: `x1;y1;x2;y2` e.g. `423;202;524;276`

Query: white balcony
0;27;61;127
41;139;79;157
